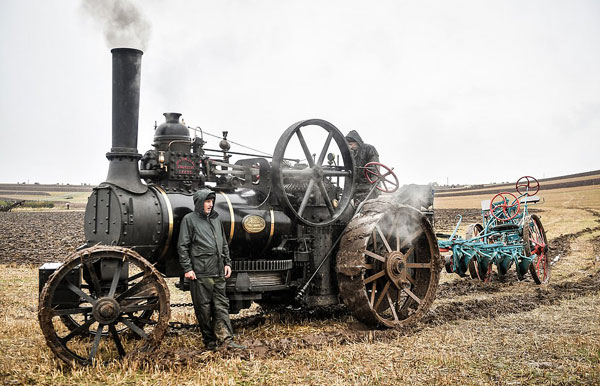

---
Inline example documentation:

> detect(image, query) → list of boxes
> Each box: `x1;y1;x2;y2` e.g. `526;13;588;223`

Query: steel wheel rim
38;246;170;365
526;215;550;284
337;200;440;328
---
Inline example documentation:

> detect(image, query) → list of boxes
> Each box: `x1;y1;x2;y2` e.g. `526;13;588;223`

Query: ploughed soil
0;211;85;265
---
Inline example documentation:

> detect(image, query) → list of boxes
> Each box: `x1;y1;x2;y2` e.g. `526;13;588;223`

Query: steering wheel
271;119;355;227
489;192;520;222
364;162;399;193
516;176;539;196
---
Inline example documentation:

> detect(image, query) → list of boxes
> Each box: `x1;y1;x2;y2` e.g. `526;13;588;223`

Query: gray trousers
190;276;233;347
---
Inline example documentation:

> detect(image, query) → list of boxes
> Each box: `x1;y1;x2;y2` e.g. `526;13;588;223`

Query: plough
438;176;550;284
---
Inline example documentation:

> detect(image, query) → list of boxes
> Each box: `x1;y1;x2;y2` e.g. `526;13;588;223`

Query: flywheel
336;197;441;328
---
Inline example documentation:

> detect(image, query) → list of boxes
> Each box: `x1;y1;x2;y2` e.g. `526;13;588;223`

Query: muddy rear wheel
336;198;441;328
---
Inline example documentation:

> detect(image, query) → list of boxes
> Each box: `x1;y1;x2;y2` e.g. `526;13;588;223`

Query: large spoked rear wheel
38;246;170;365
523;214;550;284
337;198;441;328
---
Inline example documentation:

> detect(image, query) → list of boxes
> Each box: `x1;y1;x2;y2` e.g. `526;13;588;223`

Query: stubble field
0;184;599;385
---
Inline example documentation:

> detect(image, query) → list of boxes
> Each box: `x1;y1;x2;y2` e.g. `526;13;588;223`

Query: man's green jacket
177;190;231;277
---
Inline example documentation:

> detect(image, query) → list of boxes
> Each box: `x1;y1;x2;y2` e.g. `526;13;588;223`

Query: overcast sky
1;0;598;186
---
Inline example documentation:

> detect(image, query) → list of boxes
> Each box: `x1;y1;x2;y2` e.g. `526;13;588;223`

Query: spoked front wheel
38;246;170;365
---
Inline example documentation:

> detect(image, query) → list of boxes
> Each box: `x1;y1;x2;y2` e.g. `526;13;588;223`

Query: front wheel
38;246;170;365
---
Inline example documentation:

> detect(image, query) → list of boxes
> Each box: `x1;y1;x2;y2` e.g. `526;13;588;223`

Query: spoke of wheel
317;181;335;216
369;281;377;306
127;270;145;282
296;129;315;167
403;245;415;260
364;270;386;284
121;303;159;313
298;179;316;216
380;180;389;191
116;275;153;302
316;131;334;165
364;263;374;270
121;318;149;339
373;230;377;252
364;250;386;263
386;292;399;321
374;280;391;311
402;287;422;304
405;263;431;269
83;261;103;295
399;229;422;250
405;273;415;285
66;280;97;305
109;324;126;358
375;225;392;253
52;306;93;316
89;324;105;362
60;317;96;343
366;169;379;179
108;260;124;298
383;177;397;186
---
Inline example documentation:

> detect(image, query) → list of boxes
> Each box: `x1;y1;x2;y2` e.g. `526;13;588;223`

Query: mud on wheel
38;246;170;365
336;198;441;328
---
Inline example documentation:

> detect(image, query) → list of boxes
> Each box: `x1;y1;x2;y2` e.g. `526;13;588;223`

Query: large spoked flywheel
38;246;170;365
271;119;355;226
337;198;441;328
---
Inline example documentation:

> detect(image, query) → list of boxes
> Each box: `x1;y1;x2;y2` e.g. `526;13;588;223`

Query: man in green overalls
177;188;244;350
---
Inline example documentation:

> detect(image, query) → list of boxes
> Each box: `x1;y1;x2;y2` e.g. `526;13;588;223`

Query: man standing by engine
177;188;244;350
346;130;380;203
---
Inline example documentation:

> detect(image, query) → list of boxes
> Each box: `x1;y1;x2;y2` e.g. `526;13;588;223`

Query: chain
170;302;194;308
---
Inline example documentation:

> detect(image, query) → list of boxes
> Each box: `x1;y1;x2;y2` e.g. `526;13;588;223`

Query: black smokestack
111;48;142;152
103;48;147;194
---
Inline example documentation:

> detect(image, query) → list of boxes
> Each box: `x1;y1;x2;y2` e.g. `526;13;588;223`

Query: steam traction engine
38;48;441;365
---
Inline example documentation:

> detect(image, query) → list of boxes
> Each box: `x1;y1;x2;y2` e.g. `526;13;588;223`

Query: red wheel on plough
516;176;540;196
364;162;399;193
490;192;520;222
523;214;550;284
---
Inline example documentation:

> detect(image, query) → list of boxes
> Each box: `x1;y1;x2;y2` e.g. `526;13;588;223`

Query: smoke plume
80;0;152;51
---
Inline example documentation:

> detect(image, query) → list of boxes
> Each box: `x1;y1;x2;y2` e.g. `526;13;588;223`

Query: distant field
0;183;93;209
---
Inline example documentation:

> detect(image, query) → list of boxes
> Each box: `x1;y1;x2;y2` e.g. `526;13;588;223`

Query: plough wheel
336;198;441;328
38;246;170;365
523;214;550;284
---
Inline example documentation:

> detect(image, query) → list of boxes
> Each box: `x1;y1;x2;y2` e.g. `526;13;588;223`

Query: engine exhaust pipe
103;48;147;194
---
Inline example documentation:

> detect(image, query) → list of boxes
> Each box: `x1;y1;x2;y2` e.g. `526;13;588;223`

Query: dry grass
1;185;599;385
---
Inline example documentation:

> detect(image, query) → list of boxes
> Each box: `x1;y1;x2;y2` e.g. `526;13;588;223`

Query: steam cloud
81;0;152;51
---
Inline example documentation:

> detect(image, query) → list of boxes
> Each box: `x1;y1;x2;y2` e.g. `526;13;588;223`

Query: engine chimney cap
111;48;144;55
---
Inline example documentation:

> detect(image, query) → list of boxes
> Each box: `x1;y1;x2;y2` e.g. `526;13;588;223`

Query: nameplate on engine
242;215;266;234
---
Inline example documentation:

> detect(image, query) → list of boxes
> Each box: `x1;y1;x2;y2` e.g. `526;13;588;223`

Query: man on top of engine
177;188;245;351
346;130;380;203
